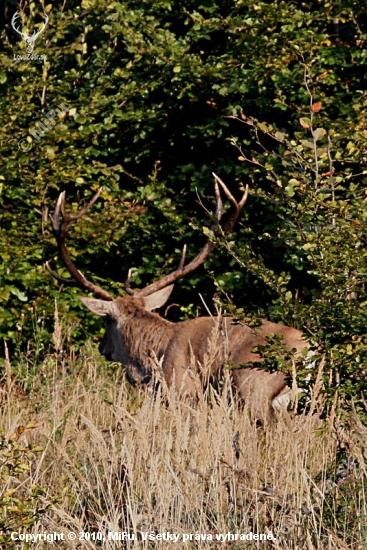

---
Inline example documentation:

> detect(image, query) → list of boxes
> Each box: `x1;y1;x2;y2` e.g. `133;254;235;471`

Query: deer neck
121;307;175;381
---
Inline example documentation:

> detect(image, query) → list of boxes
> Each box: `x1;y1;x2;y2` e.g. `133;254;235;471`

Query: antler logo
11;11;49;54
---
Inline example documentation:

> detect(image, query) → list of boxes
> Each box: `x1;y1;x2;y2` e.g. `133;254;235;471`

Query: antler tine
126;245;188;296
178;244;187;270
45;260;91;287
222;183;249;235
51;190;65;232
47;188;113;301
212;177;223;235
195;179;223;228
137;174;248;297
69;187;102;221
212;172;249;235
212;172;236;206
57;187;102;225
213;172;249;207
125;268;136;295
45;260;77;284
11;12;22;35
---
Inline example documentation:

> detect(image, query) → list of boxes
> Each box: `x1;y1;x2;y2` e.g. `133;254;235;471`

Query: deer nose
99;341;111;360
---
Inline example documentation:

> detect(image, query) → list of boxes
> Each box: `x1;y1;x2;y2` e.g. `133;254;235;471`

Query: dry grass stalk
0;322;366;549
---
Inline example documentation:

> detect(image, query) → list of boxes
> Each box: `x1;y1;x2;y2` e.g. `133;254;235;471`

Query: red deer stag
46;176;310;423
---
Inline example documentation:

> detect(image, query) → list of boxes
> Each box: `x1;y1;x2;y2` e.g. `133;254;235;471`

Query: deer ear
79;297;117;317
142;285;174;311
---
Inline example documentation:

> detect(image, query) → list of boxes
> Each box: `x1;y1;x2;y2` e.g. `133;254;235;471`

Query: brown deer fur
80;294;310;423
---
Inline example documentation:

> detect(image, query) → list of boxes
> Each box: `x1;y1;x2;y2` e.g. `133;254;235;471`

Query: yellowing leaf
285;185;295;197
4;489;17;497
46;147;56;160
299;117;312;129
25;422;38;429
300;140;314;149
313;128;326;141
7;506;21;512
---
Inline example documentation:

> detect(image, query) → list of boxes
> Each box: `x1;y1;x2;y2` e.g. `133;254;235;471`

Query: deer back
162;316;309;391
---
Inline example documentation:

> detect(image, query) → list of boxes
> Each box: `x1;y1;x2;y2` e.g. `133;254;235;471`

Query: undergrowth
0;316;366;549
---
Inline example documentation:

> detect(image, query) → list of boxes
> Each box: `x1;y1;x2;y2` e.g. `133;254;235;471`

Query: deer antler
135;174;248;297
11;11;49;54
47;177;248;300
46;189;113;301
11;12;23;37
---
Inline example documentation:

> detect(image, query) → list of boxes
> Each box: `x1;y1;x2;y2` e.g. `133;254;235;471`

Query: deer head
12;11;49;54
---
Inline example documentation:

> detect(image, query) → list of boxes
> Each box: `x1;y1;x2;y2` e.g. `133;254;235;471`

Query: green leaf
285;185;295;197
302;243;316;251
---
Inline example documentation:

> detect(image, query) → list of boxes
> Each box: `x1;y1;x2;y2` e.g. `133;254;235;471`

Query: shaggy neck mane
121;304;176;369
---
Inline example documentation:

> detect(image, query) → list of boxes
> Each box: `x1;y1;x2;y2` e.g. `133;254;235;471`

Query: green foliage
217;75;367;413
0;424;56;546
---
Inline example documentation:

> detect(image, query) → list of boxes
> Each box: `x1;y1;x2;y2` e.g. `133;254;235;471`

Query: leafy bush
0;424;55;546
215;70;366;415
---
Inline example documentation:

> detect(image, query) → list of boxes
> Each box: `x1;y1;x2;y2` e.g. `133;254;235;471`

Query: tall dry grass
0;311;366;549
